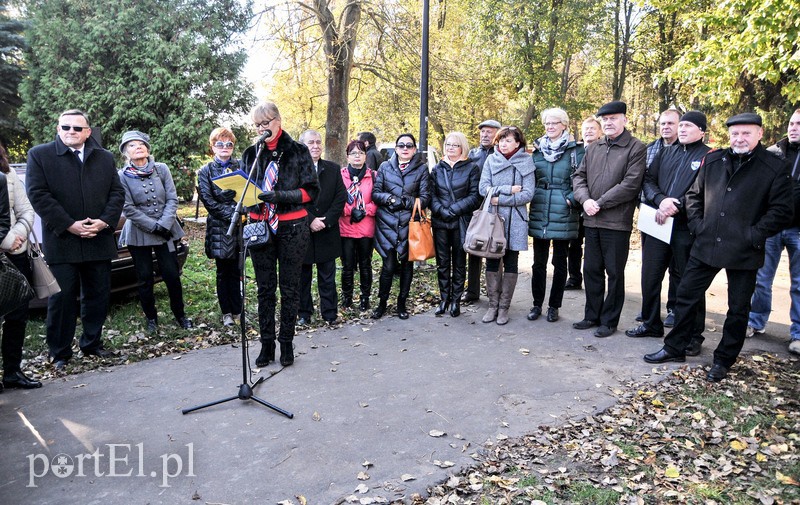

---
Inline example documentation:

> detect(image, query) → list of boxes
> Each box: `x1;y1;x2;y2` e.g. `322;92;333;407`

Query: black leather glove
153;224;172;240
400;195;411;209
350;208;367;223
388;196;402;211
258;190;276;203
440;207;454;220
220;189;236;200
273;189;303;203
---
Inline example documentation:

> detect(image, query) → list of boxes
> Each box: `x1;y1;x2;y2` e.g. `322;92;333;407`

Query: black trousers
250;218;310;344
377;251;413;301
465;253;483;297
47;260;111;360
340;236;373;300
583;227;630;328
664;257;757;367
532;238;569;309
215;258;242;316
433;227;467;302
640;229;704;336
129;244;186;321
1;253;32;373
566;217;584;283
299;260;338;322
486;250;519;273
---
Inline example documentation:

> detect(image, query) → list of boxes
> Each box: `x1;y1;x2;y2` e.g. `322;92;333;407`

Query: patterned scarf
537;131;570;163
123;159;155;178
346;164;367;210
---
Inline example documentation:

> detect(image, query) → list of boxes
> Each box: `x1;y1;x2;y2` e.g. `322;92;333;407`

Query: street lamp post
419;0;429;154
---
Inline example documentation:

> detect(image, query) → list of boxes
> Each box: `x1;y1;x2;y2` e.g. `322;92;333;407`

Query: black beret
597;101;627;117
680;111;707;132
726;113;762;127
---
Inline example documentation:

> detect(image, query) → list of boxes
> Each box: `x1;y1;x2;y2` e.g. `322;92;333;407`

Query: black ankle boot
449;300;461;317
279;342;294;366
371;299;387;319
256;341;275;367
360;296;370;311
342;294;353;308
434;298;448;316
397;298;409;320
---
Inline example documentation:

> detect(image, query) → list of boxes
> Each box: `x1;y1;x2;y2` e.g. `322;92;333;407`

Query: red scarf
266;128;283;151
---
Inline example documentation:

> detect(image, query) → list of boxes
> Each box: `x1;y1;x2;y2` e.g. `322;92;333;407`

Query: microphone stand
182;139;293;418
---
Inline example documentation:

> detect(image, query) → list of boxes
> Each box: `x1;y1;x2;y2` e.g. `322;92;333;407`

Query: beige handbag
463;188;507;259
28;230;61;298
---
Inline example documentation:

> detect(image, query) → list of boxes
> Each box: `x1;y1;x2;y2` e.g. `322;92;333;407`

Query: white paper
637;203;673;244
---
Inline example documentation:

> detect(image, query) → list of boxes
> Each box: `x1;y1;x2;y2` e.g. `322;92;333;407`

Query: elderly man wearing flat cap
463;119;501;303
572;100;647;338
628;111;711;353
645;112;794;382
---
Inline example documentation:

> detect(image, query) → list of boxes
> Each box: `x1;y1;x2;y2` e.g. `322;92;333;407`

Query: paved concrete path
0;251;791;504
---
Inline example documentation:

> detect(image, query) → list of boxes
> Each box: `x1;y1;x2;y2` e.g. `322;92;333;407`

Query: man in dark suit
297;130;347;325
26;109;125;370
644;113;794;382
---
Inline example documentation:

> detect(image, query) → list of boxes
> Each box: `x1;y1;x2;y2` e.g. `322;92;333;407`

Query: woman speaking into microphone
241;102;318;367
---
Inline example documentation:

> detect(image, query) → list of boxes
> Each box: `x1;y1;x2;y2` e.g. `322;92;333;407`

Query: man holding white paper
627;111;711;352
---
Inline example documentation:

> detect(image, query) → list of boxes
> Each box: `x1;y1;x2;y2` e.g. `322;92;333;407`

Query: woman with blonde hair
527;108;585;323
430;132;481;317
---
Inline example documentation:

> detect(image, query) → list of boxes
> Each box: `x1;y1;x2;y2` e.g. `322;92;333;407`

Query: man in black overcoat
26;109;125;369
297;130;347;324
644;113;794;382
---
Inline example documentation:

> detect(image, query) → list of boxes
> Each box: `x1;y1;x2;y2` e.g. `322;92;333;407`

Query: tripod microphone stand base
182;376;294;418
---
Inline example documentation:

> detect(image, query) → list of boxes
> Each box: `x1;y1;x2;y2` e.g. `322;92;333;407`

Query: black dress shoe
371;301;387;319
625;324;663;338
83;348;113;358
706;363;728;382
546;307;559;322
563;279;581;290
461;291;479;303
256;341;275;367
635;311;643;322
53;358;69;370
297;317;311;326
279;342;294;366
397;307;410;320
434;299;448;316
527;306;542;321
3;371;43;389
684;337;703;357
663;310;675;327
146;318;158;333
643;348;686;364
449;300;460;317
573;319;599;330
176;317;194;329
594;325;616;338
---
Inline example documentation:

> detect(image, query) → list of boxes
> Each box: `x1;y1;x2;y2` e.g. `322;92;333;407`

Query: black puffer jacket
372;154;431;259
197;158;242;259
768;137;800;228
240;130;319;215
430;158;481;230
642;139;710;228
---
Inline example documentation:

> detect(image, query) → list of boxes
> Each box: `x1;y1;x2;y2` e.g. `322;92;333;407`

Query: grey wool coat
479;149;535;251
118;160;185;251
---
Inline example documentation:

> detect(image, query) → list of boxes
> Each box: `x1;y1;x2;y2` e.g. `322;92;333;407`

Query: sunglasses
396;143;415;149
60;125;86;132
214;141;234;148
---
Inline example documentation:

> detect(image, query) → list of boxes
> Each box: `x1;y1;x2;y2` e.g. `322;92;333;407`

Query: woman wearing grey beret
118;130;192;332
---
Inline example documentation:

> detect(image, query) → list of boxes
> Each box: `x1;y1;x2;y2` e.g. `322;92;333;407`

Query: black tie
73;150;82;164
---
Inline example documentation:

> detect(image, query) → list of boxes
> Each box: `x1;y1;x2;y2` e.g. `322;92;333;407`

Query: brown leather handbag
407;198;435;261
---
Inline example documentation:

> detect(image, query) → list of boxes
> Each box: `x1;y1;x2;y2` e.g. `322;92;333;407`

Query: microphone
257;129;273;145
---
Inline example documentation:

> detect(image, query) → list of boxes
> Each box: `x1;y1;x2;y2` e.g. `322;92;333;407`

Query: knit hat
597;101;627;117
680;111;707;132
119;130;151;154
726;113;762;128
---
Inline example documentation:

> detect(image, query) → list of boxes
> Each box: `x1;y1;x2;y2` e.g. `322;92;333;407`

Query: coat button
716;237;722;242
727;187;732;191
720;212;725;216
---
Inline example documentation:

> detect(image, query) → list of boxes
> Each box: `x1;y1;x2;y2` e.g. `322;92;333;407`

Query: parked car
11;163;190;308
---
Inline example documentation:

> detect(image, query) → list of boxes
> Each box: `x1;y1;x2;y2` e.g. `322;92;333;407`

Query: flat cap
119;130;151;153
597;101;627;117
725;112;762;127
477;120;501;129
